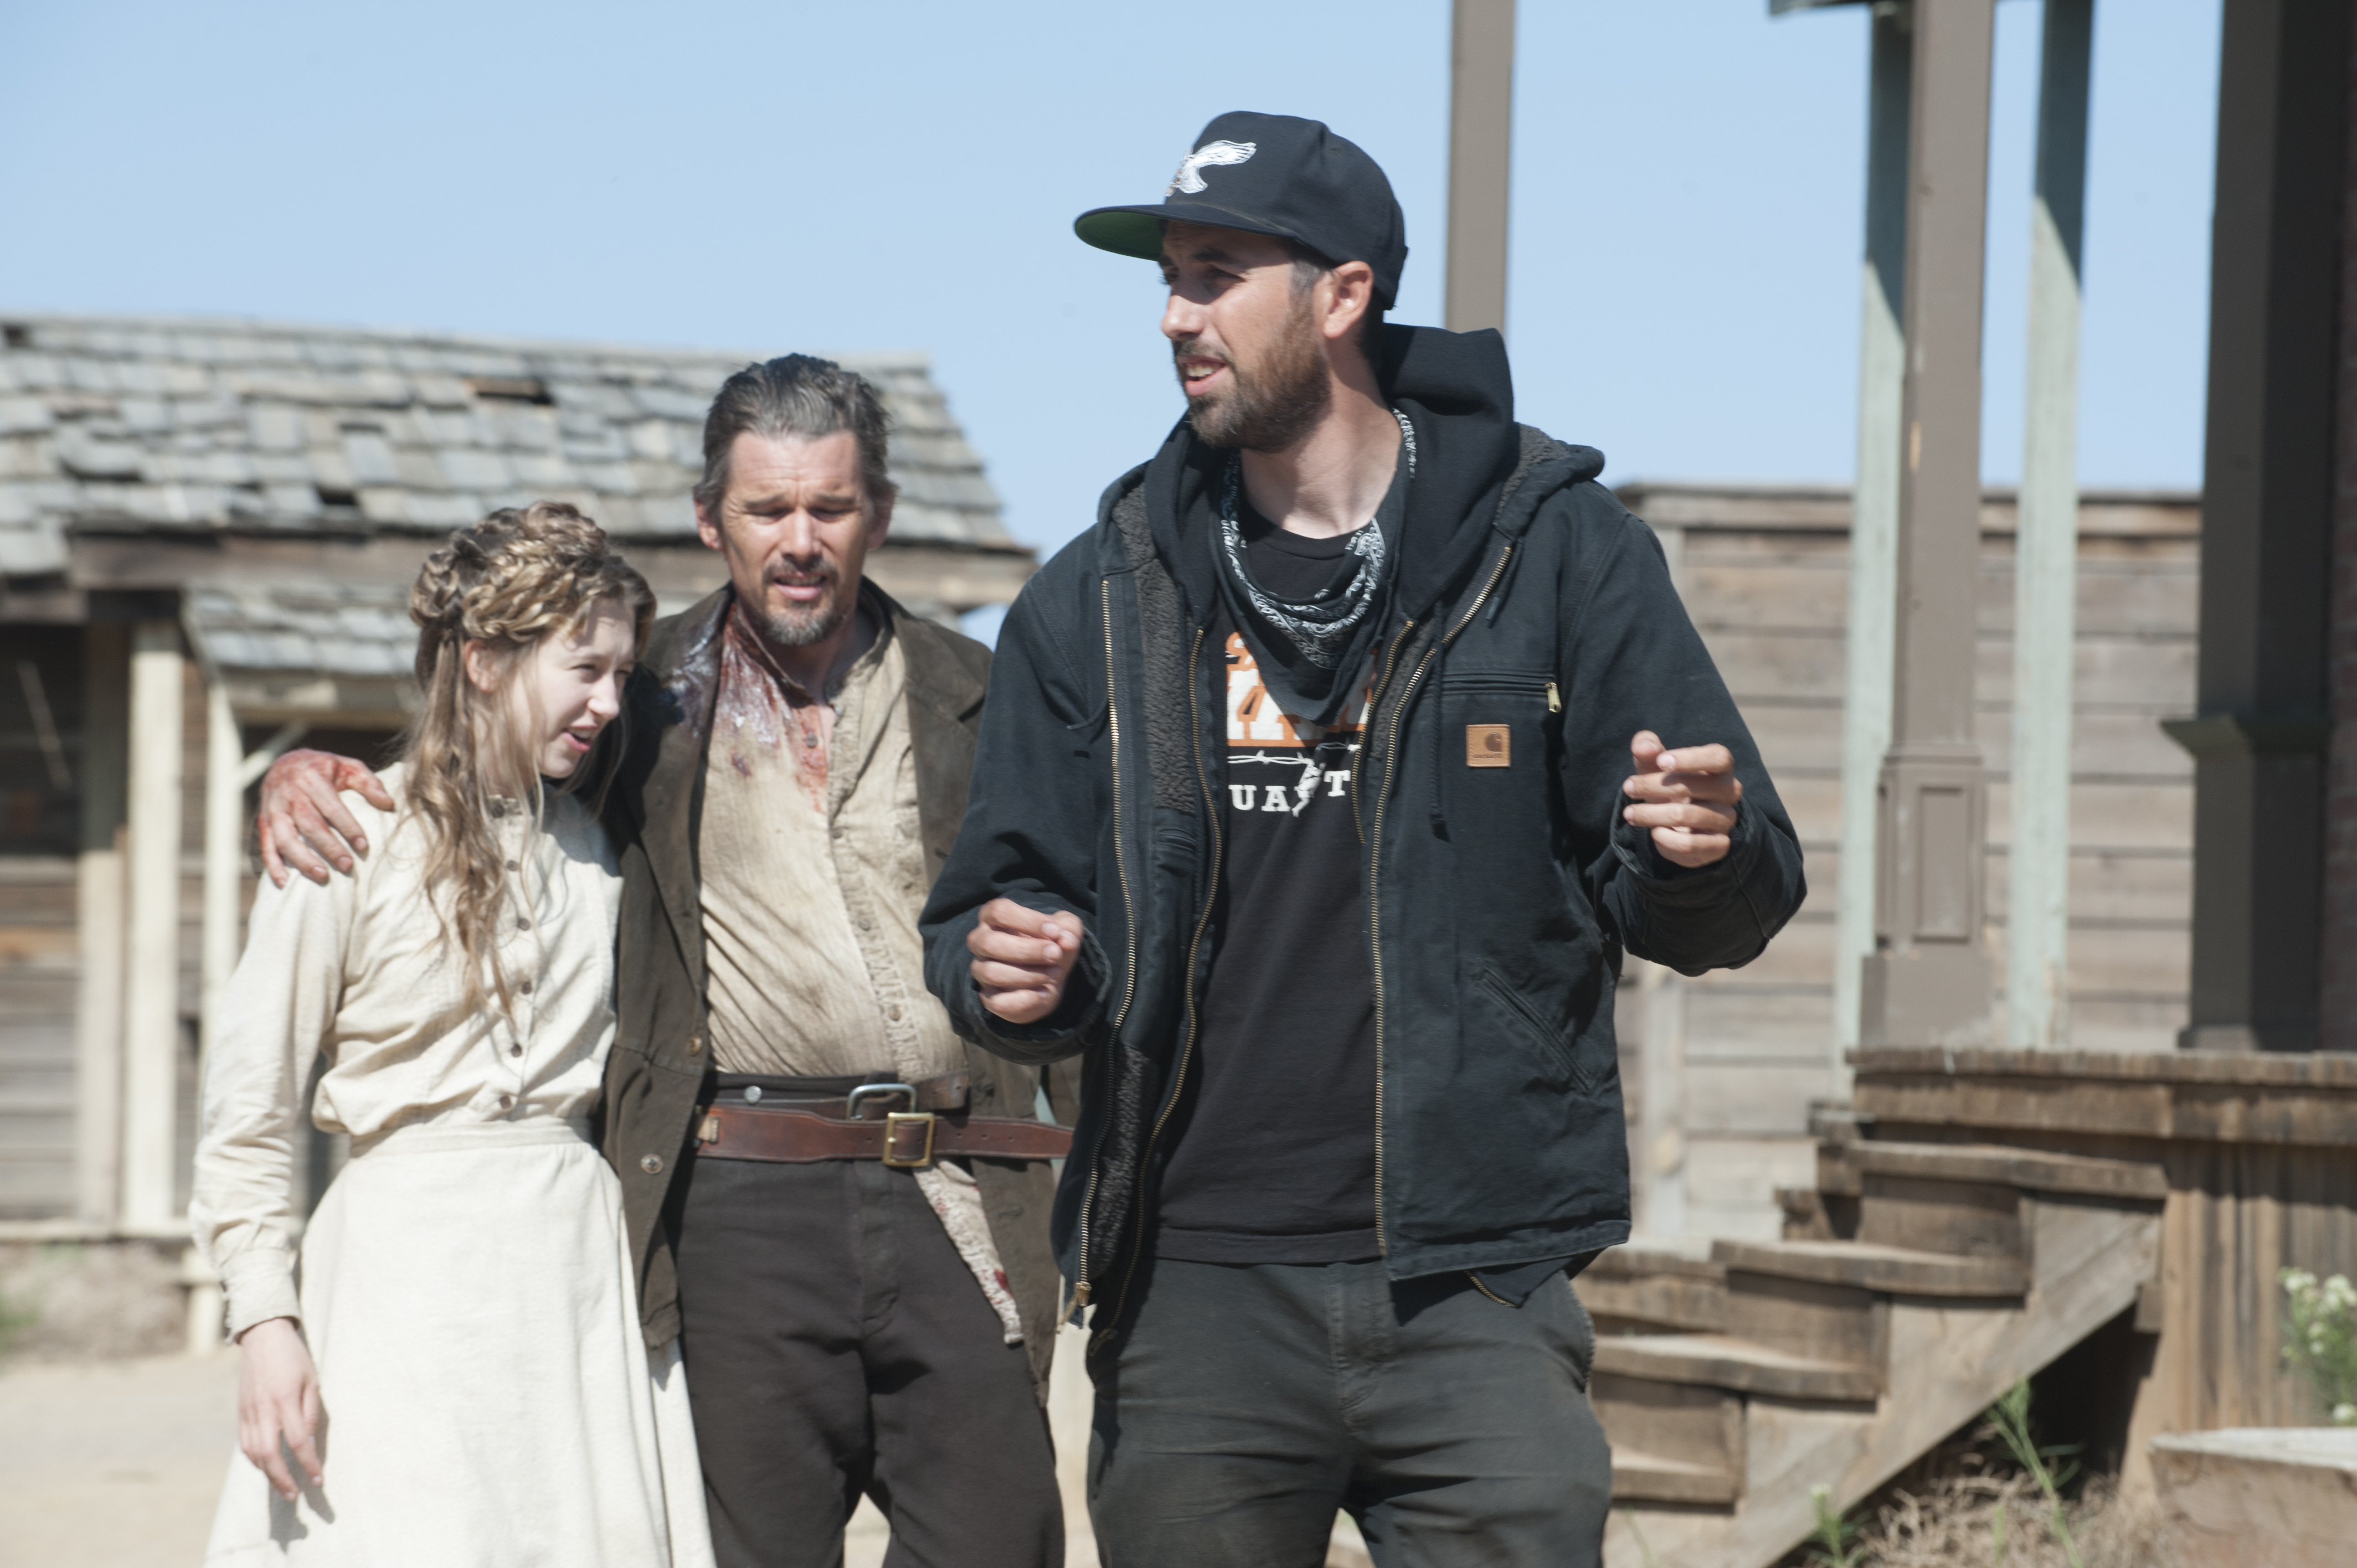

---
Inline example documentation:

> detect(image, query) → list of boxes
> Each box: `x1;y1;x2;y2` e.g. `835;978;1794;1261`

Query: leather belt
693;1101;1073;1169
718;1069;974;1120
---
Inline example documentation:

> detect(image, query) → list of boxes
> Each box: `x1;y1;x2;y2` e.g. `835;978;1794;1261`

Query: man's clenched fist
1622;730;1742;869
967;899;1084;1025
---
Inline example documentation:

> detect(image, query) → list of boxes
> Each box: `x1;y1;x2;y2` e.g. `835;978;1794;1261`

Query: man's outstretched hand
967;898;1084;1026
257;749;394;888
1623;730;1742;870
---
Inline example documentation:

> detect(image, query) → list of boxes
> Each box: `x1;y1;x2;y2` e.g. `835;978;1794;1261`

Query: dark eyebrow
739;489;861;510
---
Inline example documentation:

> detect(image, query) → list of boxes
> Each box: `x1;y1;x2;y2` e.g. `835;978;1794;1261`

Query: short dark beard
1180;290;1331;453
747;574;853;649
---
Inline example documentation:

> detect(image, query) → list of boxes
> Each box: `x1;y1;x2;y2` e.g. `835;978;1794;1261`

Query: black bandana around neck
1212;411;1416;729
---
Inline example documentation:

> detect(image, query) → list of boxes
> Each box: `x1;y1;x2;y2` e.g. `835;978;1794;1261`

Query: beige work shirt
699;606;964;1083
696;598;1019;1339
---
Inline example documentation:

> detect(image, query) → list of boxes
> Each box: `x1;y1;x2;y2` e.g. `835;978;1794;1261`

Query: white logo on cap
1169;140;1257;195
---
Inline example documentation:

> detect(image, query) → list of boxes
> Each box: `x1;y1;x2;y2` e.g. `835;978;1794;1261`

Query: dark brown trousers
672;1080;1062;1568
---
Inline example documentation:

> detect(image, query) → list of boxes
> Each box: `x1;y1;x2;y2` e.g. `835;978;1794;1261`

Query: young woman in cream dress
191;503;714;1567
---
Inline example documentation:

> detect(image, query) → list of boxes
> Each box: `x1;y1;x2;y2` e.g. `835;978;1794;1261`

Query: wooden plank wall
0;858;78;1214
0;623;91;1217
0;635;209;1220
1613;486;2200;1241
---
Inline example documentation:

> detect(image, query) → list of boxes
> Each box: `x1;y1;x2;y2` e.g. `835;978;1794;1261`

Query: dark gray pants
673;1151;1062;1568
1087;1257;1610;1568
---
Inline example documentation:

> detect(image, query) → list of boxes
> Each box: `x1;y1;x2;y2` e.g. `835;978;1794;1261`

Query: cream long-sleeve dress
189;766;714;1567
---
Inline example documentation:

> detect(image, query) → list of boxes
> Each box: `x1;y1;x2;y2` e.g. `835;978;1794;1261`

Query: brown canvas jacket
597;582;1068;1394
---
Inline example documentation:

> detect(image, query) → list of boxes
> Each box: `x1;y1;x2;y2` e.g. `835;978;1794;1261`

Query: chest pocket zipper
1439;669;1556;698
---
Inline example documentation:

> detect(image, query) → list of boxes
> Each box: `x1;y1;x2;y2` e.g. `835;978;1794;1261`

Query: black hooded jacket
920;324;1805;1331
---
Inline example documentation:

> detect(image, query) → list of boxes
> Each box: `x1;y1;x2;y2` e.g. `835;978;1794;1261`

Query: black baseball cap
1075;111;1408;310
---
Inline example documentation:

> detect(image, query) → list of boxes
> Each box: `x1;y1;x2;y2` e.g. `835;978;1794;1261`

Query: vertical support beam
2007;0;2095;1050
1445;0;1516;334
1635;960;1687;1238
2174;0;2352;1051
201;680;241;1074
1859;0;1998;1049
74;624;128;1228
1635;522;1690;1235
121;621;185;1229
2324;7;2357;1054
1835;1;1914;1082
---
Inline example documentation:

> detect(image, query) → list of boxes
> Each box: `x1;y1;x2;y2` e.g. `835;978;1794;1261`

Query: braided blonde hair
401;501;655;1019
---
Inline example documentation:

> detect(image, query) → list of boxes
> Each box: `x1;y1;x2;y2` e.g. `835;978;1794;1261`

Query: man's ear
694;498;725;553
864;492;894;552
1321;260;1376;345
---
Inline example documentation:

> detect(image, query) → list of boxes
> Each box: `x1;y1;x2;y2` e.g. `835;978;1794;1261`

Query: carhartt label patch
1466;725;1510;767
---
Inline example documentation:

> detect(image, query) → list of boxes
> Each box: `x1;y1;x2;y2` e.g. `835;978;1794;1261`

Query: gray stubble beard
749;576;853;648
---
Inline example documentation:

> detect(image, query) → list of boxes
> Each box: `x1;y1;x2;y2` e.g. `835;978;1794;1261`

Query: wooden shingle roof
0;313;1017;576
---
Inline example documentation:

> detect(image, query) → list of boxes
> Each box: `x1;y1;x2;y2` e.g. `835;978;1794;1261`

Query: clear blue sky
1;0;2219;564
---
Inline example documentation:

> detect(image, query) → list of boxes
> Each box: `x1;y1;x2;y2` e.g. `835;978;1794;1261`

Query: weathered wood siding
1614;485;2200;1241
0;859;77;1215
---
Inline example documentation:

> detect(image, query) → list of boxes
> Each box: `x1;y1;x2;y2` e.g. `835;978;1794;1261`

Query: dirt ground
0;1353;240;1568
0;1327;1370;1568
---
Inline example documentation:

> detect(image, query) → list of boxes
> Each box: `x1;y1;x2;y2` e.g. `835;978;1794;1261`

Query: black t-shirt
1153;517;1383;1265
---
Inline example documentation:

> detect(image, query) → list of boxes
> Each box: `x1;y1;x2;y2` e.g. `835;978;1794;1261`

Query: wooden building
0;313;1033;1231
1613;482;2201;1241
1584;4;2357;1562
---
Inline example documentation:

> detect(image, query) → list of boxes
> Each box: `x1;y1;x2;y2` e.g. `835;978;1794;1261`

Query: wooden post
1859;0;1998;1050
1635;519;1692;1237
1834;2;1914;1082
2006;0;2094;1051
1635;959;1688;1237
201;679;241;1076
121;621;184;1229
73;624;128;1228
2166;0;2351;1051
1445;0;1515;334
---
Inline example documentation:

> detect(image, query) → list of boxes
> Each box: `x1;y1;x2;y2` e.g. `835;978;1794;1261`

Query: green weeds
2279;1267;2357;1425
1983;1380;2082;1568
1807;1484;1866;1568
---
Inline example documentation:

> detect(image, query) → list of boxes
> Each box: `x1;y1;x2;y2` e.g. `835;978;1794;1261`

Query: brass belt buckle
883;1111;938;1169
848;1084;935;1170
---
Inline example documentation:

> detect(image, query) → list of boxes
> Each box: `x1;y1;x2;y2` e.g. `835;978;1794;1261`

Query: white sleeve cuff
219;1247;302;1339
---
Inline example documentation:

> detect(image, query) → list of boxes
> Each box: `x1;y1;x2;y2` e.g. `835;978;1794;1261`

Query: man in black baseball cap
926;112;1805;1567
1074;110;1409;313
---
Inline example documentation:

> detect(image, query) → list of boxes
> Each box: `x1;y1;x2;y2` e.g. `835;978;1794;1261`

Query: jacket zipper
1071;578;1141;1313
1099;626;1222;1339
1365;541;1516;1255
1350;625;1417;843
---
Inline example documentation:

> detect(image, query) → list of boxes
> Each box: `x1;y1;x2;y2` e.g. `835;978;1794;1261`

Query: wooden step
1591;1369;1743;1500
1711;1238;2030;1297
1818;1139;2168;1202
1855;1169;2025;1259
1578;1246;1728;1333
1720;1267;1883;1371
1812;1141;2167;1262
1610;1447;1740;1506
1593;1333;1880;1402
1607;1189;2163;1568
